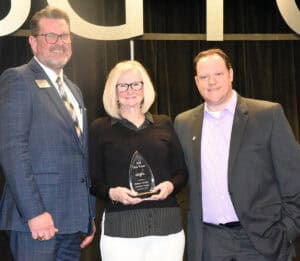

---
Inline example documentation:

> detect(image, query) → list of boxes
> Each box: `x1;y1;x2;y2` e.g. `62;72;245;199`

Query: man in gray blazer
174;48;300;261
0;6;95;260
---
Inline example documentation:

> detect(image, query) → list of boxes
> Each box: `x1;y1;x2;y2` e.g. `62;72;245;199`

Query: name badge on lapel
35;79;51;88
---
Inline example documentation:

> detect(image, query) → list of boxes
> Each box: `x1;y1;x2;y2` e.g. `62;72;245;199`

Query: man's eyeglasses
116;81;144;92
34;33;72;44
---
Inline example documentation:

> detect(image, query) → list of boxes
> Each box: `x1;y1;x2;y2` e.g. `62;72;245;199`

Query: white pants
100;213;185;261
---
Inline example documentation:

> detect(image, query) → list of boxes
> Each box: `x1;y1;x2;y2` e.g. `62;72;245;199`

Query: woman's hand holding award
129;150;158;198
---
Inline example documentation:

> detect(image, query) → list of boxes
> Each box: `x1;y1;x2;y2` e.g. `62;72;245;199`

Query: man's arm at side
0;69;57;237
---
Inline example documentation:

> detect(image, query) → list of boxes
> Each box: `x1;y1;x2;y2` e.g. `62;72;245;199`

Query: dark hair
30;6;70;35
193;48;232;74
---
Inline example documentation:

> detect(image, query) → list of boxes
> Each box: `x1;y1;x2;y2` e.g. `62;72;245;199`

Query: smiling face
194;53;233;111
116;69;144;110
29;17;72;74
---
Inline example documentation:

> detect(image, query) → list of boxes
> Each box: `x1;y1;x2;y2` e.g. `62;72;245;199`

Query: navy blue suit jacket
0;58;95;234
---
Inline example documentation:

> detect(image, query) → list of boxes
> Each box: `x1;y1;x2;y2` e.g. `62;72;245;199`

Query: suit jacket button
80;177;86;183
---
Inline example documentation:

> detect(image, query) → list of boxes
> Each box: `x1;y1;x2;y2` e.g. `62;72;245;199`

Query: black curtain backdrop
1;0;300;260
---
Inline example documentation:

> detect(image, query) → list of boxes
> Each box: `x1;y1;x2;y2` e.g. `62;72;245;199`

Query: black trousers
0;230;13;261
202;223;295;261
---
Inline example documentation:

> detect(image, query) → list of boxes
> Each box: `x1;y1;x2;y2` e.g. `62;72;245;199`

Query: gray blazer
0;58;95;234
174;95;300;261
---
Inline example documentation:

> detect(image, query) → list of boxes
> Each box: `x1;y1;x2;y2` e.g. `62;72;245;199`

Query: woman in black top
89;60;188;261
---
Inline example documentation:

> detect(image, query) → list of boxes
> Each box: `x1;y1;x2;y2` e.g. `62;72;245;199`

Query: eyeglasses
116;81;144;92
34;33;72;44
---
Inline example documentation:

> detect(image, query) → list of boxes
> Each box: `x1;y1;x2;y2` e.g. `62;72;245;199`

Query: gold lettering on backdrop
0;0;31;36
276;0;300;35
206;0;224;41
47;0;143;40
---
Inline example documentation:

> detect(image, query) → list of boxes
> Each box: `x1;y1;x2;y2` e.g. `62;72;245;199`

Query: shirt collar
34;56;63;86
111;112;154;126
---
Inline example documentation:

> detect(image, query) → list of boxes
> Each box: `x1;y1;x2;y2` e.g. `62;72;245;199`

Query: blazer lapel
29;59;84;149
30;59;72;124
191;105;204;189
228;96;249;175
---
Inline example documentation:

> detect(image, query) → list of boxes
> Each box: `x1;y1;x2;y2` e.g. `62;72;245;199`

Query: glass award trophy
129;150;157;198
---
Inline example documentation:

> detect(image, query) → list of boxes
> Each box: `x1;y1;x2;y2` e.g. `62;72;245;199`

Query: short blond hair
103;60;156;119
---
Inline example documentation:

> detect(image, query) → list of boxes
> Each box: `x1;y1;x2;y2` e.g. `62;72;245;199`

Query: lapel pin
35;79;51;88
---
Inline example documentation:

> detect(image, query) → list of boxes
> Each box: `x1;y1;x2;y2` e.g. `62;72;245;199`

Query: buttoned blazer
0;58;95;234
174;95;300;261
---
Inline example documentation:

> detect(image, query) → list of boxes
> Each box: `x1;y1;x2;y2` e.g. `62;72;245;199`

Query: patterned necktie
56;76;83;140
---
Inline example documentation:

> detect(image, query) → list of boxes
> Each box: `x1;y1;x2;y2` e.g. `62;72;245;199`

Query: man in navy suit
0;6;95;260
175;48;300;261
